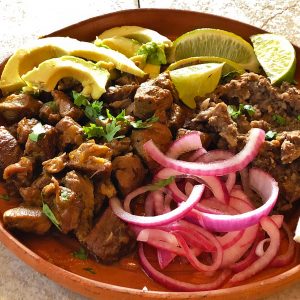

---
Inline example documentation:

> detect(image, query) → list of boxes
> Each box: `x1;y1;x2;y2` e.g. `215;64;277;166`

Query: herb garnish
147;176;175;191
297;115;300;121
42;203;61;230
44;101;58;112
130;115;159;129
28;123;46;142
83;267;96;274
0;194;10;201
72;247;88;260
82;123;105;139
265;130;277;141
60;187;71;201
72;91;104;121
227;104;255;119
272;114;286;126
104;119;124;142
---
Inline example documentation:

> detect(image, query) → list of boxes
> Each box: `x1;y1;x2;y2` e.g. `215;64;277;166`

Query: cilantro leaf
265;130;277;141
0;194;10;201
136;42;167;65
220;71;240;84
243;104;255;116
84;101;104;121
60;187;72;201
83;124;105;139
147;176;175;191
42;203;61;230
272;114;286;126
72;90;89;107
28;123;46;142
83;267;96;274
228;104;255;119
107;109;126;122
297;115;300;121
72;247;88;260
130;115;159;129
104;119;124;142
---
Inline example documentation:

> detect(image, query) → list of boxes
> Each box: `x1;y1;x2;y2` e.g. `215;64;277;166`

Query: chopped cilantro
60;187;71;201
297;115;300;121
147;176;175;191
28;123;46;142
42;203;61;230
104;119;124;142
83;267;96;274
107;109;126;122
220;71;240;84
228;104;255;119
243;104;255;116
72;90;89;107
136;42;167;65
72;247;88;260
130;115;159;129
265;130;277;141
272;114;286;126
84;101;104;121
0;194;10;201
83;123;105;139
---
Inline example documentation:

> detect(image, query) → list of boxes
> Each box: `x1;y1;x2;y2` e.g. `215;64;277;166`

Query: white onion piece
144;128;265;176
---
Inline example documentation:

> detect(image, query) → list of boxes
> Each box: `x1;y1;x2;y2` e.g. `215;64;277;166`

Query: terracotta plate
0;8;299;300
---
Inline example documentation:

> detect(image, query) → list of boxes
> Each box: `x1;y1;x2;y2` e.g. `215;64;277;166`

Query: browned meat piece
102;84;138;103
3;156;34;187
0;93;42;122
0;126;22;175
51;90;83;121
17;118;39;144
68;141;112;177
63;171;94;241
250;120;271;131
115;74;146;86
167;103;190;133
134;82;173;120
112;153;146;196
42;153;68;173
109;99;132;110
280;130;300;164
19;173;52;206
152;72;179;101
42;177;82;234
25;124;58;161
131;122;172;170
193;103;238;148
3;207;51;235
84;207;136;264
39;101;61;124
55;116;85;151
105;137;132;157
6;123;18;138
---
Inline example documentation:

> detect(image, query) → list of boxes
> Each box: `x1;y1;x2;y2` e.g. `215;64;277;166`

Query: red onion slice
166;132;202;159
195;168;279;232
157;249;176;269
139;243;232;292
230;216;280;283
144;128;265;176
110;185;204;227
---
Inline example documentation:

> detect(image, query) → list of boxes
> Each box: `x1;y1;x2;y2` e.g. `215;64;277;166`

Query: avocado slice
22;56;110;99
0;37;145;95
0;37;75;95
98;26;172;47
95;37;141;58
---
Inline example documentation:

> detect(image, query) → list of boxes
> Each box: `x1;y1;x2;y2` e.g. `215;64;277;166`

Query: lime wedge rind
169;28;259;72
250;34;296;85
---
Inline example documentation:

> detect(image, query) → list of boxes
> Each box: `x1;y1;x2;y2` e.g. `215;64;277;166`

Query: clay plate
0;8;299;300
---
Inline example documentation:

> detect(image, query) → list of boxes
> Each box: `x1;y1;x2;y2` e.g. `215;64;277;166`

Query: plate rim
0;8;299;300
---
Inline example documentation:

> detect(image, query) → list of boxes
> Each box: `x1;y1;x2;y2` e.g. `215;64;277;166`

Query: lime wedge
98;26;172;47
169;63;224;109
250;34;296;85
170;28;259;72
167;56;245;75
